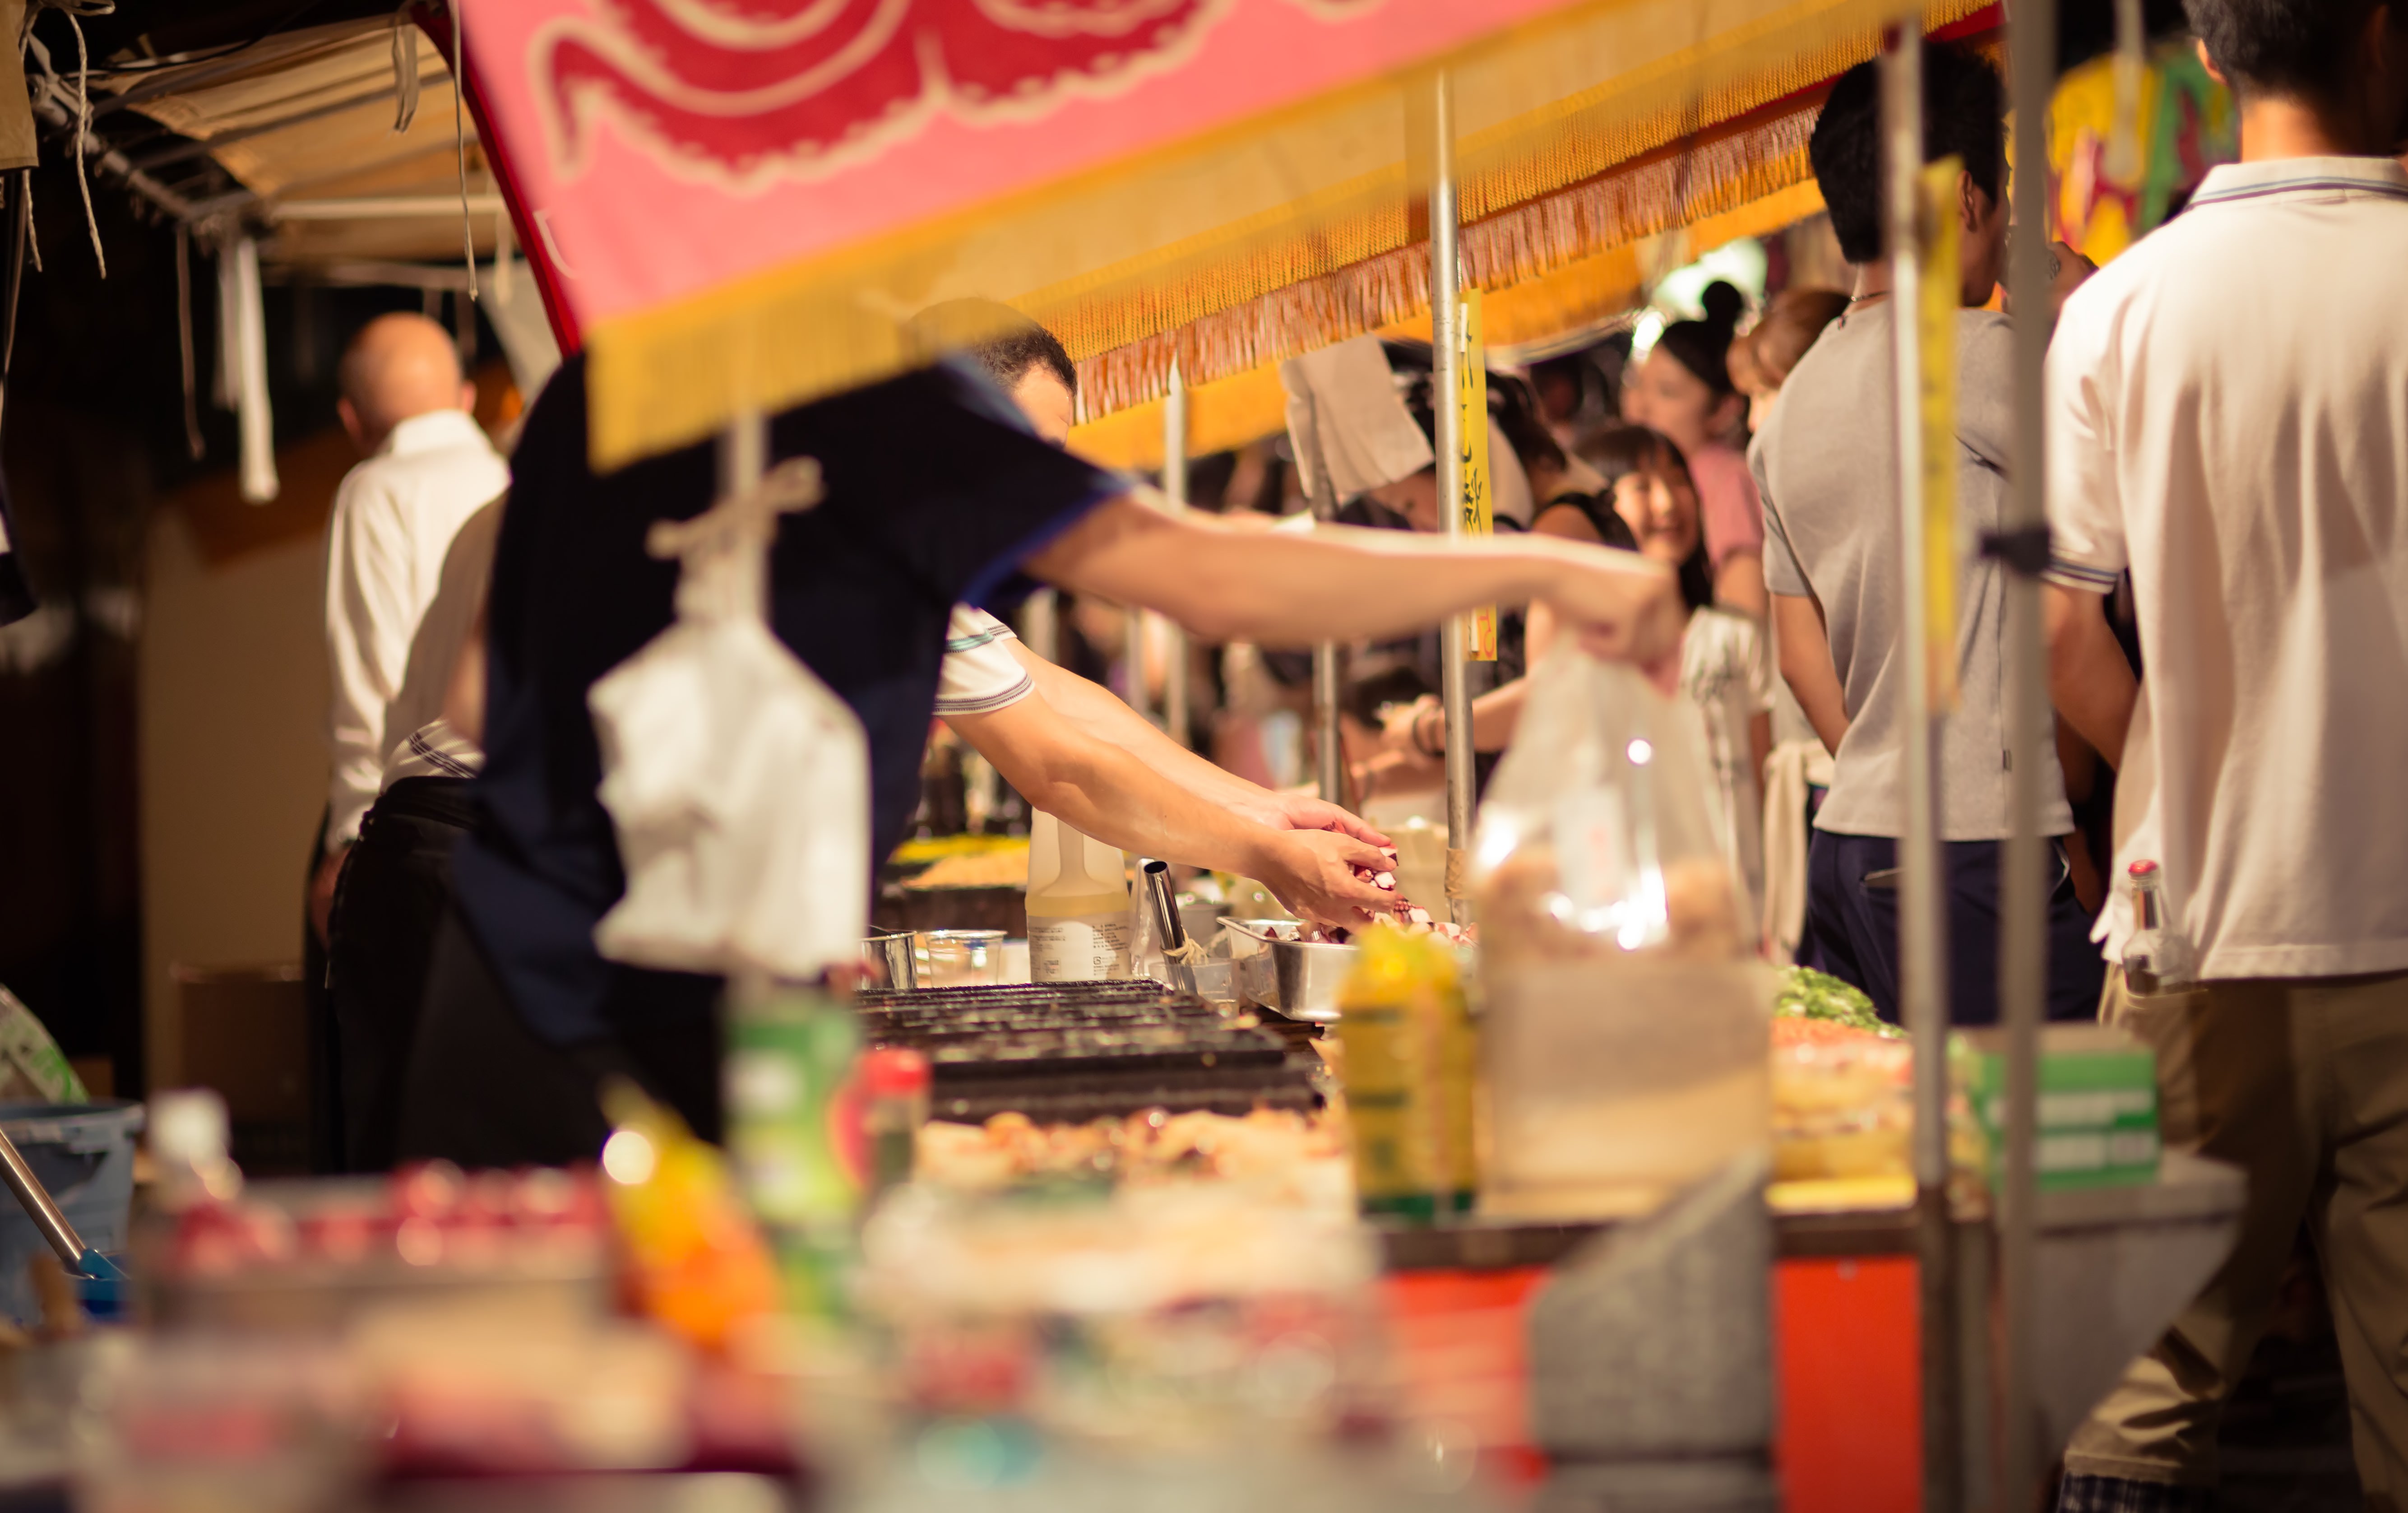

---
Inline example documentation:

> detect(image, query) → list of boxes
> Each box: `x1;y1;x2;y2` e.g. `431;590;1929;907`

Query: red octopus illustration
536;0;1230;184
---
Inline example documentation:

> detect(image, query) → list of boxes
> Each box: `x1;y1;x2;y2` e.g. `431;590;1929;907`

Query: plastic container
1025;811;1132;983
0;1100;144;1326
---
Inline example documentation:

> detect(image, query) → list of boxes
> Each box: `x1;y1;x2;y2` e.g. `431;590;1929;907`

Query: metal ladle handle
0;1123;89;1272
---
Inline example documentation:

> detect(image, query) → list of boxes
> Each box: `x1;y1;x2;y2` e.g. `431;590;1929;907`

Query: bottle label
1029;915;1132;982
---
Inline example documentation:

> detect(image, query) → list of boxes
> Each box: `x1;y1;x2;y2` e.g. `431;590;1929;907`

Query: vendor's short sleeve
785;362;1125;613
935;607;1034;716
2042;292;2126;595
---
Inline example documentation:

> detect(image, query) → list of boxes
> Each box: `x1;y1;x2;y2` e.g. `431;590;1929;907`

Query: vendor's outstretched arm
1028;497;1681;666
1006;643;1389;844
946;686;1393;928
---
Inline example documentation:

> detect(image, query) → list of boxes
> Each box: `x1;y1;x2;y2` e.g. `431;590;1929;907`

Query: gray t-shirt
1750;303;2070;841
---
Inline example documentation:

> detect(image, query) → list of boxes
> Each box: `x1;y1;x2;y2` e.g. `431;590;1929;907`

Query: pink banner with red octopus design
464;0;1576;333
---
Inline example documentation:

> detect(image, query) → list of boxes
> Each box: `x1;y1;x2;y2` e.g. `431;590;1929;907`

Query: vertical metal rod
1884;28;1959;1513
1162;357;1192;748
1124;603;1150;722
1304;404;1347;806
2000;0;2059;1505
1020;589;1059;665
1431;71;1473;921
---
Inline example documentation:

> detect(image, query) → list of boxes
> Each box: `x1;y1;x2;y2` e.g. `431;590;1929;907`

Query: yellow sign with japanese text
1458;287;1496;661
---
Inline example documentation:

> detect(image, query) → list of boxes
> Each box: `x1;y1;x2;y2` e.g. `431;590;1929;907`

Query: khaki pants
2064;967;2408;1505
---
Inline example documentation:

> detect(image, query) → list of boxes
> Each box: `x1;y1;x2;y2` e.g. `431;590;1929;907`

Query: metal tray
1218;918;1355;1025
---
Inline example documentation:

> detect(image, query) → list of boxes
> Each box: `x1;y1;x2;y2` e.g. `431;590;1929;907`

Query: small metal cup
861;932;917;991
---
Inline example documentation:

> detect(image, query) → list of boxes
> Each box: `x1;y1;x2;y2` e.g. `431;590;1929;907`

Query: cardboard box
1956;1024;2160;1191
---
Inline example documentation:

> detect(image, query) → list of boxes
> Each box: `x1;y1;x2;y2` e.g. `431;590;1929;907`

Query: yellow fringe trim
586;0;1990;469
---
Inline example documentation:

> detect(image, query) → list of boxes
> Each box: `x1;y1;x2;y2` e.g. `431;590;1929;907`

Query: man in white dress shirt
309;314;509;940
304;314;506;1170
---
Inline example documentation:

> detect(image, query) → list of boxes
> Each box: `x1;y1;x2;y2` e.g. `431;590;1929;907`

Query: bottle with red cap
2122;860;2195;995
860;1046;930;1205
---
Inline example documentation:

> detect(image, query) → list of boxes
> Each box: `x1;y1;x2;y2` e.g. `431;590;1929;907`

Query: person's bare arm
1772;592;1849;755
1008;643;1389;845
2044;584;2136;770
1714;552;1769;621
1027;497;1681;666
1748;710;1774;788
439;596;489;750
945;688;1394;928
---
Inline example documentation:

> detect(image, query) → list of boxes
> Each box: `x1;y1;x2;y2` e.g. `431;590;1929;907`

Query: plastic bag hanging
1469;644;1771;1221
1470;643;1742;964
588;454;871;983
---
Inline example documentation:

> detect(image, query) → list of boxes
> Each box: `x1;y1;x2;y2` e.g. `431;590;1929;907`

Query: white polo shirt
2044;156;2408;980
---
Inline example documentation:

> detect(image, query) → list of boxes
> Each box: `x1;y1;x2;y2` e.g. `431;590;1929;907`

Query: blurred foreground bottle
1334;924;1477;1222
598;1079;781;1351
722;983;864;1320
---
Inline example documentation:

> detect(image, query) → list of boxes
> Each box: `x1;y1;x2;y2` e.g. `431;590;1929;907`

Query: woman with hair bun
1628;279;1767;620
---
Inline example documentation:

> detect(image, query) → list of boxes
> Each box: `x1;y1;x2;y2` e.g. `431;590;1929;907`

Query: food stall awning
459;0;1993;471
95;16;506;273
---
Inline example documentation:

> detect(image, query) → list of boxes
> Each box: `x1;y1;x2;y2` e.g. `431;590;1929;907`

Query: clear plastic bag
1471;645;1743;963
1469;646;1770;1219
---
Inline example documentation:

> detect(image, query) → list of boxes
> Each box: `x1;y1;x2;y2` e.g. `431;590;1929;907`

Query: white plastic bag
1470;645;1769;1220
1471;644;1742;963
588;457;870;982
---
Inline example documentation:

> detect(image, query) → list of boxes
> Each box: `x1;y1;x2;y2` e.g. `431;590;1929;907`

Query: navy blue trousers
1801;831;2104;1027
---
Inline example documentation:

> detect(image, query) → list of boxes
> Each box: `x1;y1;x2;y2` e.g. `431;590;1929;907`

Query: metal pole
1162;357;1192;748
2000;0;2060;1504
1125;607;1151;723
1431;71;1474;923
1304;404;1347;806
1883;28;1959;1513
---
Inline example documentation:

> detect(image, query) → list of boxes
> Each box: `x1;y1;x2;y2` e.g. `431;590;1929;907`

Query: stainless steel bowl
1218;918;1355;1024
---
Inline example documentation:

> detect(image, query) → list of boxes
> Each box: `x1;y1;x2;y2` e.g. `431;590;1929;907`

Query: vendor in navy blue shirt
399;337;1685;1169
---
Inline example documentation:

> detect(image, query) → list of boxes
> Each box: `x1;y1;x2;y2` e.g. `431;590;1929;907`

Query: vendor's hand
1249;827;1397;932
1251;790;1392;849
1542;557;1685;672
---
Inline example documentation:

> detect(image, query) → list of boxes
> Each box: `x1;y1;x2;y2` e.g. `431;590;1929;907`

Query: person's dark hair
2183;0;2389;101
906;298;1077;395
1488;373;1569;480
1382;342;1571;484
1578;425;1714;612
1809;45;2006;265
1652;280;1747;398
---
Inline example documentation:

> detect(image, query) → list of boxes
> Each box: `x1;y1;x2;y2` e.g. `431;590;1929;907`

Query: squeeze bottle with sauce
1026;810;1133;982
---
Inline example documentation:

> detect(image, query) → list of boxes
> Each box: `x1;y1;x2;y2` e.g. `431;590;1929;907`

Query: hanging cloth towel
1757;737;1835;965
589;454;871;983
1280;335;1432;503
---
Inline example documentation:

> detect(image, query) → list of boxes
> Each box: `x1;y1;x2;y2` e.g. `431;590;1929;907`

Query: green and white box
1956;1024;2159;1192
